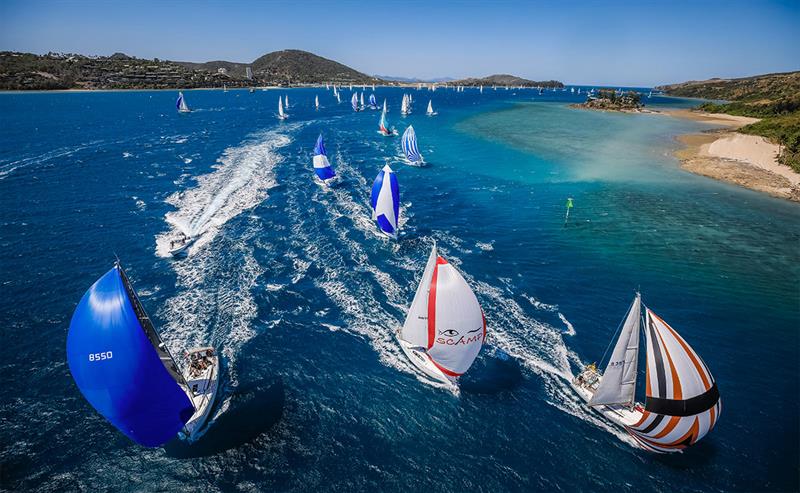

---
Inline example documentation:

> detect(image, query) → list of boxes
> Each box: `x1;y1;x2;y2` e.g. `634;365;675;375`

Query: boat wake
156;127;295;257
155;126;298;424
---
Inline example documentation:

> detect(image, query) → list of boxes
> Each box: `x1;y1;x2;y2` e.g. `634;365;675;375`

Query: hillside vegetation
658;72;800;171
450;74;563;88
0;49;381;90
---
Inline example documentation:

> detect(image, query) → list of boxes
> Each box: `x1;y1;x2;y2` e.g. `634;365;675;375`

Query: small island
571;89;645;112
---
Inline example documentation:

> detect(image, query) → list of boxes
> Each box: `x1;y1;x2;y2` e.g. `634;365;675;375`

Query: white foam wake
155;126;297;419
155;127;294;258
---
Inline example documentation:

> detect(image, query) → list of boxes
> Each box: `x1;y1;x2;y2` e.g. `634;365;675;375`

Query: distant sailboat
351;93;360;112
378;108;396;136
370;165;400;239
336;91;342;103
360;92;365;109
401;94;410;115
285;94;289;108
278;97;288;120
572;293;721;453
369;93;377;109
372;84;376;91
223;84;228;92
401;125;423;164
383;98;388;113
426;100;437;116
312;134;336;185
315;95;320;109
397;242;486;387
479;85;483;94
176;92;191;113
67;262;219;446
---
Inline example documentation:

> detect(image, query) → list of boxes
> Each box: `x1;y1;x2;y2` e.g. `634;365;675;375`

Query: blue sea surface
1;87;798;492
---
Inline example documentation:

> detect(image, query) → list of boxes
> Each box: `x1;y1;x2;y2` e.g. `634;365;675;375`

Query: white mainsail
315;95;319;109
589;294;640;407
278;97;286;119
383;99;387;113
285;94;289;108
360;92;364;108
401;94;409;115
426;100;435;116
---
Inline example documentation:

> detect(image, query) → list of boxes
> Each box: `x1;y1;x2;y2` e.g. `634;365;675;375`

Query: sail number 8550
88;351;113;362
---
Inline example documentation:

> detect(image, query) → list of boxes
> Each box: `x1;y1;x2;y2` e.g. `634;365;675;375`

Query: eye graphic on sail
397;242;487;387
369;165;400;239
572;293;721;453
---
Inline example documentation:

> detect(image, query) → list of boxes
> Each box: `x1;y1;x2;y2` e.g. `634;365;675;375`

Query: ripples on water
0;88;798;491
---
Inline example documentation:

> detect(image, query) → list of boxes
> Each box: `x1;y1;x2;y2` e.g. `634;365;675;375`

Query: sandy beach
665;109;800;202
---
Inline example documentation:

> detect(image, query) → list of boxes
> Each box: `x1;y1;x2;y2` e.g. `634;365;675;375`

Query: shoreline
665;109;800;202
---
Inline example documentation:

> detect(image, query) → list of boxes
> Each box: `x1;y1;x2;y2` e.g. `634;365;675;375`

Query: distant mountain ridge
450;73;563;88
0;50;563;90
176;50;379;85
655;71;800;101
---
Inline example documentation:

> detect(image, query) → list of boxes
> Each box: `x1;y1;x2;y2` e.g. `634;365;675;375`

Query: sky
1;0;798;86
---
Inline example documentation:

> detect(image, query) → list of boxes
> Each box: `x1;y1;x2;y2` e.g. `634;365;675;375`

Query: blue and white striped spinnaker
369;93;377;108
370;165;400;238
312;134;336;183
401;125;423;164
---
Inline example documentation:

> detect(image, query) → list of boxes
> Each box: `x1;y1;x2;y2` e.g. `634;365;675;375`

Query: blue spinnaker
67;265;194;447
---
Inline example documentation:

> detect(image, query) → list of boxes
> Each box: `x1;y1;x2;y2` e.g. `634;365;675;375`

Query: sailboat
336;91;342;104
312;134;336;186
572;293;721;453
284;94;290;108
383;98;388;113
360;92;365;109
67;262;219;446
351;93;360;112
401;94;410;115
315;95;320;109
223;84;228;92
372;84;376;91
479;85;483;94
397;242;486;387
277;96;288;120
176;92;191;113
369;93;377;109
401;125;423;165
370;165;400;239
378;108;397;136
426;100;437;116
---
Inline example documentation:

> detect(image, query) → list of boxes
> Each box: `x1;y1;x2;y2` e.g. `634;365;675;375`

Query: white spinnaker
589;293;641;407
426;257;485;376
400;243;438;347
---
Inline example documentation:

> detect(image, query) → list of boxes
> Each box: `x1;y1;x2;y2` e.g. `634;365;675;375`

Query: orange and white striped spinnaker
626;309;721;453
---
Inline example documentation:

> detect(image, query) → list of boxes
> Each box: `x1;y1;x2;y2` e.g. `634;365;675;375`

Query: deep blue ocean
1;86;798;492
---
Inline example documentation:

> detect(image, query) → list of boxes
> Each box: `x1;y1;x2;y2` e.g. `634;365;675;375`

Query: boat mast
117;262;193;396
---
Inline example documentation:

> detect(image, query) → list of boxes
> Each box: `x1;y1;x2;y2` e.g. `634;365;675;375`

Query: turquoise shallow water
1;87;798;491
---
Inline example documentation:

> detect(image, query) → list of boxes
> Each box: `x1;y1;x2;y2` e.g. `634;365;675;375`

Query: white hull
179;347;220;442
571;369;644;429
398;336;456;388
168;236;195;256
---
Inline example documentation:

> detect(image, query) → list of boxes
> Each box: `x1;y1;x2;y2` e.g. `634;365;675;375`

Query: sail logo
88;351;113;362
436;327;483;346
